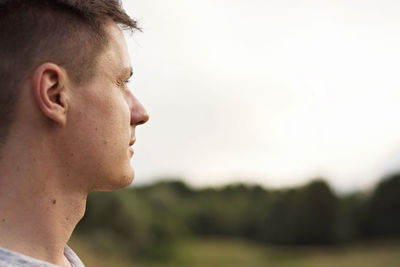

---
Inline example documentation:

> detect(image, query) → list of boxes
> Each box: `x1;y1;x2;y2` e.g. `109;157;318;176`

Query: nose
125;90;150;126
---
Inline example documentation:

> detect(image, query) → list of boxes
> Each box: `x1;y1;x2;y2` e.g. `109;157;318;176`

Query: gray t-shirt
0;246;84;267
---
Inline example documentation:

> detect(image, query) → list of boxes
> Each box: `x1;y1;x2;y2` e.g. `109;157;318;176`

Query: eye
116;79;130;90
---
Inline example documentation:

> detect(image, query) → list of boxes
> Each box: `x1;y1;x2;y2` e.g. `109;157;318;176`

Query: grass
69;237;400;267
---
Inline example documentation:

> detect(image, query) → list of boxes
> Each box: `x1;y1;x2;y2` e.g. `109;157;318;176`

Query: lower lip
129;147;134;157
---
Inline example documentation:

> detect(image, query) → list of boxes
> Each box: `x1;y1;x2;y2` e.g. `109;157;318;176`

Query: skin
0;20;149;266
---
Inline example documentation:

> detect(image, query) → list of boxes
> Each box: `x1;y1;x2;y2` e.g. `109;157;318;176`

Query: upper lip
129;138;136;146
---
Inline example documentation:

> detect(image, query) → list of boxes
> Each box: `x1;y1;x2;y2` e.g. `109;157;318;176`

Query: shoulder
0;246;57;267
64;246;85;267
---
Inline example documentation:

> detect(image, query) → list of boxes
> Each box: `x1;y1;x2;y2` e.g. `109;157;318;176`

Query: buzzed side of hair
0;0;139;144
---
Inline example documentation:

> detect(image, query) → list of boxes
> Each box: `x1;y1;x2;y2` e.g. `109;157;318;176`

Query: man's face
62;22;149;191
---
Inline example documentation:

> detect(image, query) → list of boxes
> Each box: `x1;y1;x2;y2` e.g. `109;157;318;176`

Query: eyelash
117;79;130;89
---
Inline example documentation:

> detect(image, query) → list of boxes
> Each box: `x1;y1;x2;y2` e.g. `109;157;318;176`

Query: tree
361;173;400;238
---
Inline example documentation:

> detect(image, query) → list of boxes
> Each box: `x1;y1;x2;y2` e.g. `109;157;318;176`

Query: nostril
130;110;149;125
129;95;149;125
144;113;150;122
137;113;149;125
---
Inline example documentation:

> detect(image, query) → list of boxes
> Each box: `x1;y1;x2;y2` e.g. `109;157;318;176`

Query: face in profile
61;21;149;192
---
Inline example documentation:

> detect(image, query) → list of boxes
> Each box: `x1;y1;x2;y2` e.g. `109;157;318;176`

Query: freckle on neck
52;199;57;205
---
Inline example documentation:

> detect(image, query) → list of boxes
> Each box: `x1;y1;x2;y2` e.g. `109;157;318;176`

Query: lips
129;138;136;157
129;138;136;146
128;147;134;157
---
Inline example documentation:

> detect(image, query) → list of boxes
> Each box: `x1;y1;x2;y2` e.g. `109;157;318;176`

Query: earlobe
32;63;69;126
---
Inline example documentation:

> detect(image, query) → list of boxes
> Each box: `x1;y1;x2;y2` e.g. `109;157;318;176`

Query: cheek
97;95;132;153
69;93;130;157
106;95;131;136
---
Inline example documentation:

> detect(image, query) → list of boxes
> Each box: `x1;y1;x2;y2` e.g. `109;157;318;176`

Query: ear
32;63;69;126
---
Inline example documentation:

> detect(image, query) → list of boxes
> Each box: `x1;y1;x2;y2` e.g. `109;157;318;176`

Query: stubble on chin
90;170;135;192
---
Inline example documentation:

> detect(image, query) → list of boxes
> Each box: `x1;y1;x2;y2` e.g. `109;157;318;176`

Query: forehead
99;21;132;76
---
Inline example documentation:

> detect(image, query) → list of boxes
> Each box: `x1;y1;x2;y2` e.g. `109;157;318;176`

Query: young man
0;0;149;266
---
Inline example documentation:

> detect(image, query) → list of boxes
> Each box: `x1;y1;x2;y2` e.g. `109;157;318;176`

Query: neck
0;136;87;266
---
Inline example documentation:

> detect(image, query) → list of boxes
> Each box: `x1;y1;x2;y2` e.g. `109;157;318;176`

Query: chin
94;168;135;192
122;170;135;187
115;169;135;189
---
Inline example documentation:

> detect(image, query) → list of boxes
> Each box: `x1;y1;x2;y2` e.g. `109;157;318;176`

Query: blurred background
72;0;400;266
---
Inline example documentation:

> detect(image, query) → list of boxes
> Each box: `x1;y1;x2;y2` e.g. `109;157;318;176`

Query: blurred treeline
75;173;400;261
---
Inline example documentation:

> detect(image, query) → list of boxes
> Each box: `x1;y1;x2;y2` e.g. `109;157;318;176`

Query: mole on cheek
52;199;57;205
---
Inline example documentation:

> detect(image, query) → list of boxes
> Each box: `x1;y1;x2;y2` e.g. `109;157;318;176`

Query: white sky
123;0;400;192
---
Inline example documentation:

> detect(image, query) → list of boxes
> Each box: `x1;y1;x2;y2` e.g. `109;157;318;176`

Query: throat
0;185;87;266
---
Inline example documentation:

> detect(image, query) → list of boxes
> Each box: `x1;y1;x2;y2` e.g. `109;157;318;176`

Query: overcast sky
122;0;400;192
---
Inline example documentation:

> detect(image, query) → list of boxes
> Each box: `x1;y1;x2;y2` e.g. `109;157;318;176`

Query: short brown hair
0;0;139;143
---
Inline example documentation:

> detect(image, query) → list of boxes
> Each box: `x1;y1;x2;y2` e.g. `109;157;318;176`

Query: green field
70;237;400;267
